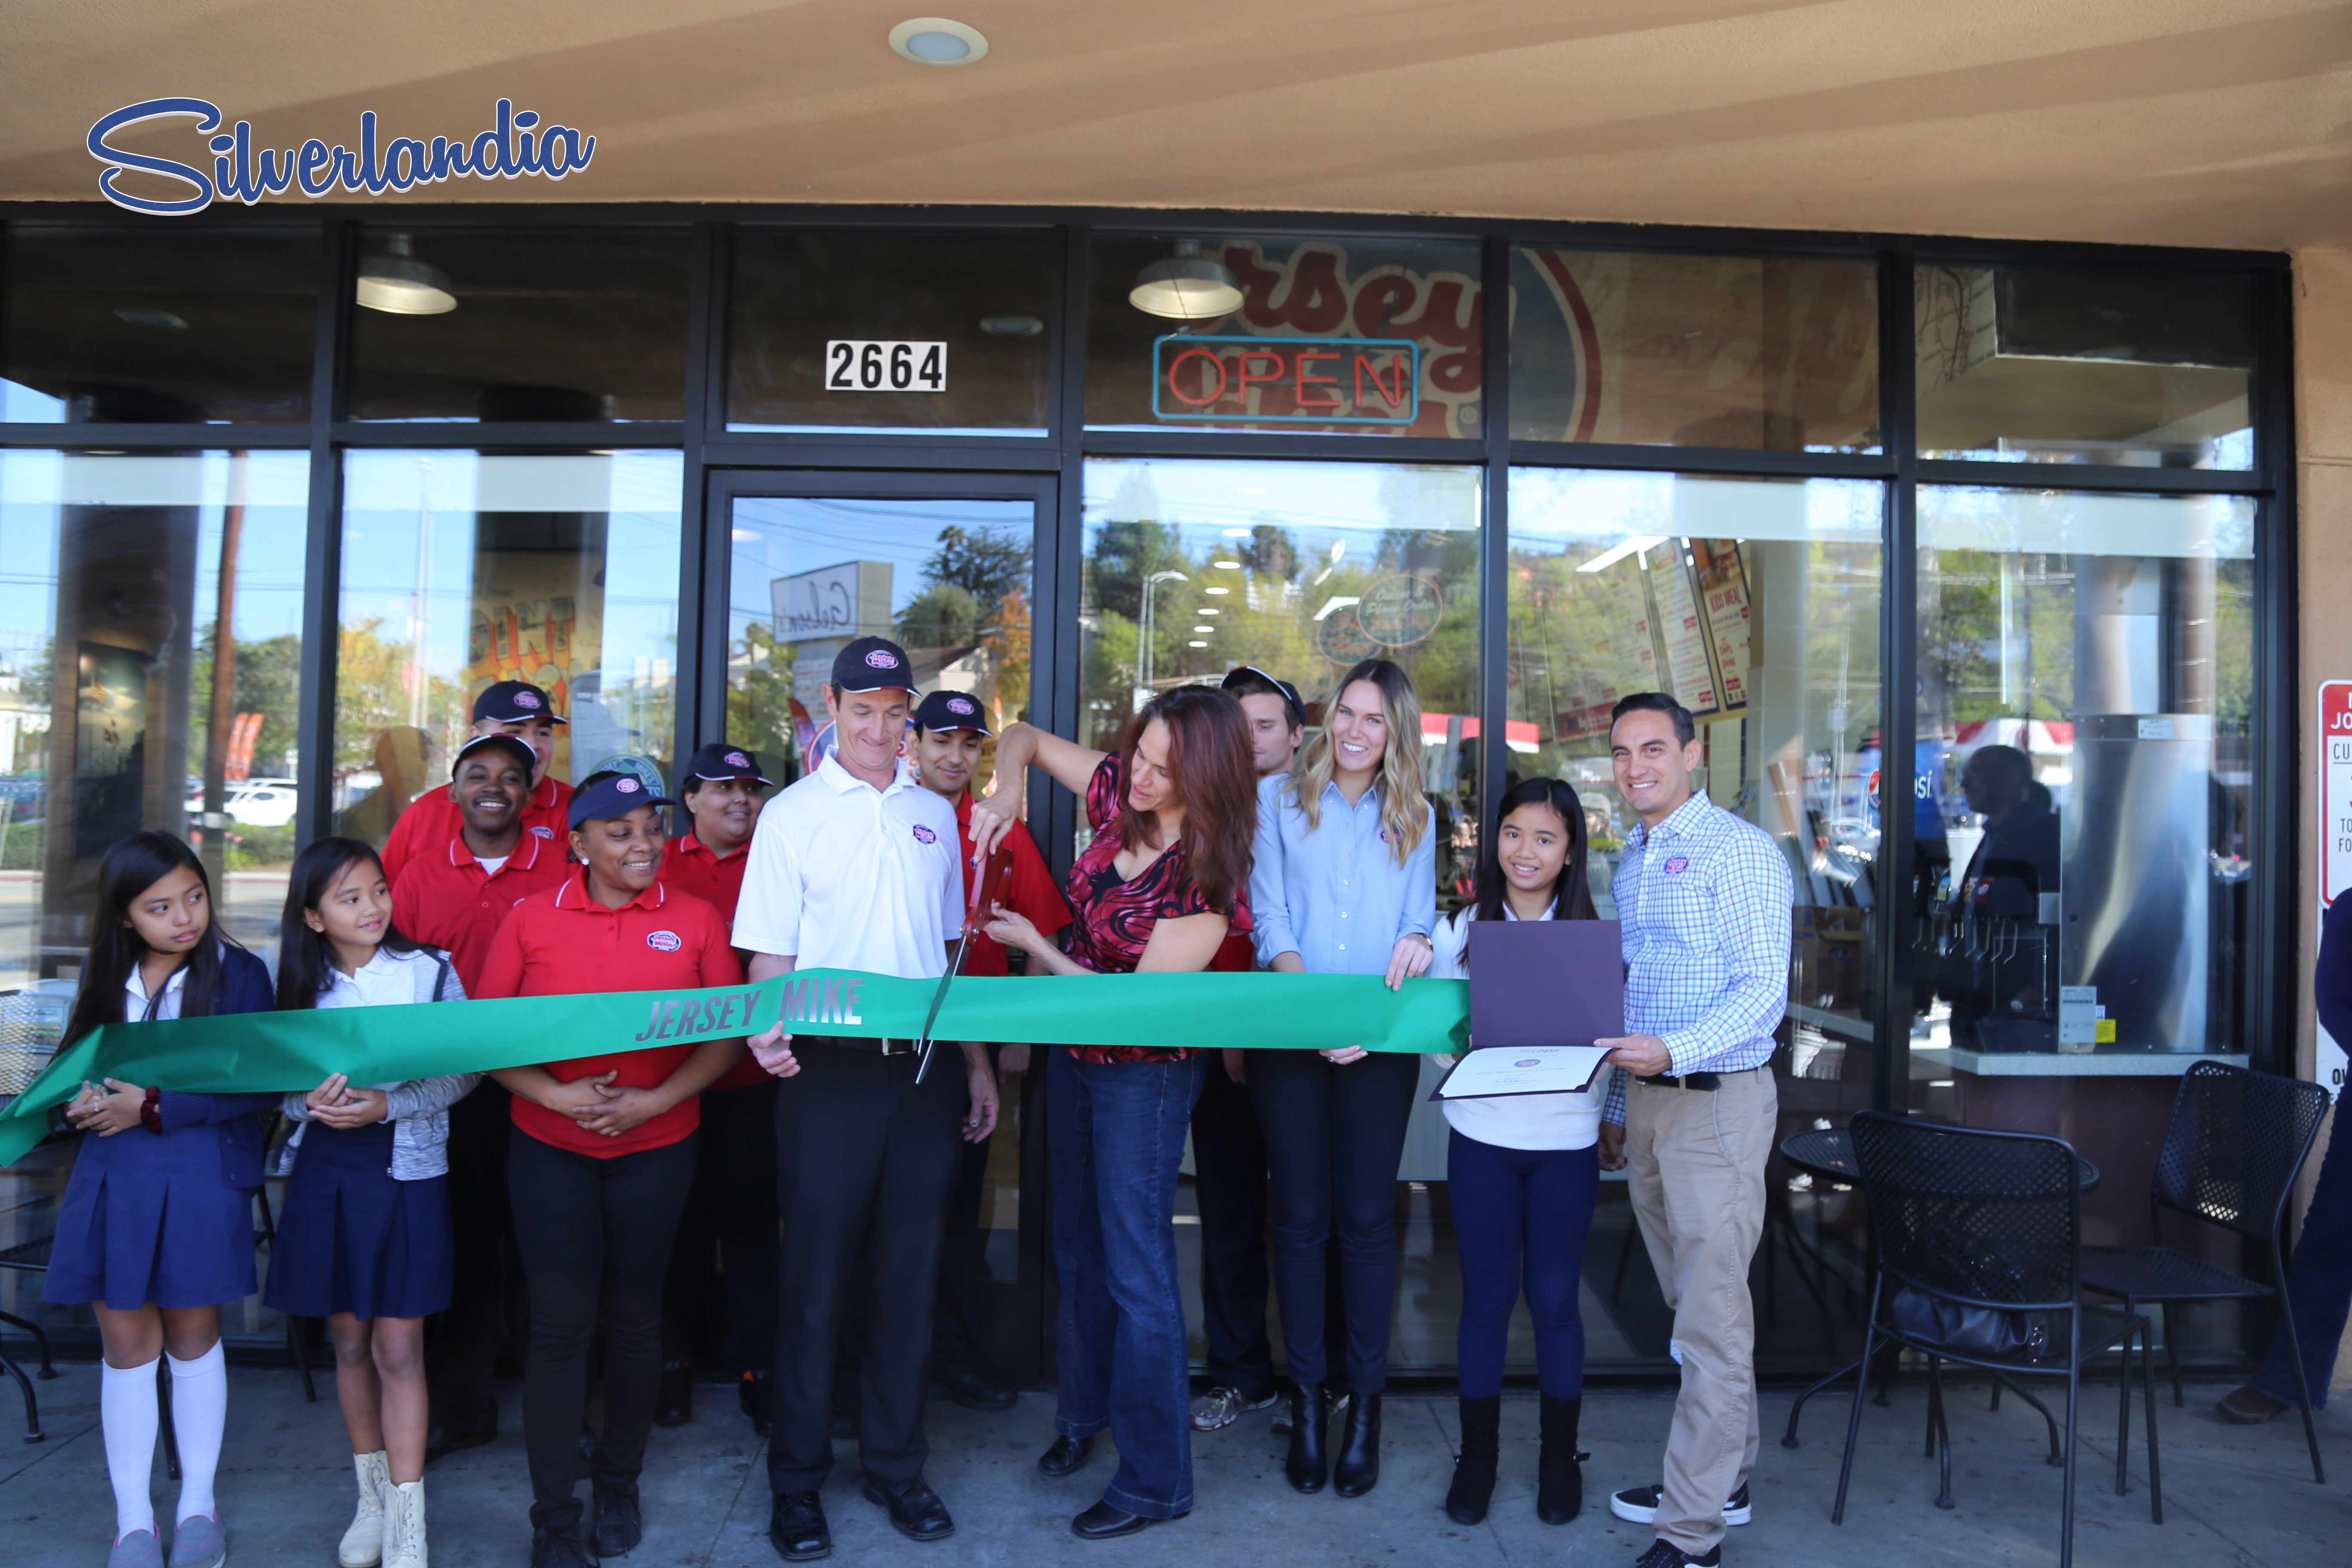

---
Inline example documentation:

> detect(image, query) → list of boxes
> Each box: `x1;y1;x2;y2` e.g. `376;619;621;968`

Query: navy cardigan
124;945;281;1190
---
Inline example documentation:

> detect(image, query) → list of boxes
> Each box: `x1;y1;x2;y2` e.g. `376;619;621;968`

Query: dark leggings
1247;1047;1420;1395
508;1127;697;1531
1449;1130;1599;1400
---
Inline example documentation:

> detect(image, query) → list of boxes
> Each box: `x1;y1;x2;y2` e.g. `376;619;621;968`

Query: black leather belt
1638;1071;1721;1090
802;1035;919;1057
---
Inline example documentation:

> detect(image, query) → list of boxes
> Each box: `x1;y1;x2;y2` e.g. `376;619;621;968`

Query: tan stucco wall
2294;245;2352;1392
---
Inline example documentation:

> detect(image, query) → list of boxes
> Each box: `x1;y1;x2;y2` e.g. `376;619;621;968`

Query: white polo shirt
732;753;964;979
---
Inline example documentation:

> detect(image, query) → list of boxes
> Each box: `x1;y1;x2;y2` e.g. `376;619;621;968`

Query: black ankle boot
1537;1393;1586;1525
1284;1385;1329;1493
1333;1392;1383;1497
1446;1395;1502;1524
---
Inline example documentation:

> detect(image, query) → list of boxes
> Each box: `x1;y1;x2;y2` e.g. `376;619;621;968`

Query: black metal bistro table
1777;1126;2100;1449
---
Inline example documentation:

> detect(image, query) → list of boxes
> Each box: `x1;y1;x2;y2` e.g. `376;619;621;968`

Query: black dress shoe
591;1477;642;1557
530;1525;598;1568
1038;1435;1095;1477
1070;1501;1184;1540
859;1476;954;1543
930;1368;1018;1412
423;1424;496;1467
653;1361;693;1428
1284;1386;1329;1494
739;1370;774;1436
767;1492;830;1562
1332;1392;1382;1497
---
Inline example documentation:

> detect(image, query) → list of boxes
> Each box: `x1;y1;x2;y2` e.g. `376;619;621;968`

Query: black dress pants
426;1082;518;1439
768;1039;964;1496
1189;1058;1275;1401
661;1078;781;1375
928;1060;996;1380
507;1127;698;1531
1248;1048;1420;1396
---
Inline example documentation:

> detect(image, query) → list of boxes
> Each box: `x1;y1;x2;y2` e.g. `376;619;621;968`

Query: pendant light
356;234;457;315
1129;240;1242;321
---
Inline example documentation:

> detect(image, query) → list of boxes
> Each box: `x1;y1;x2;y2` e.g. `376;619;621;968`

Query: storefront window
727;232;1055;435
1508;469;1884;1370
332;451;683;842
346;227;692;422
1915;266;2256;468
1087;235;1483;438
1510;251;1880;451
0;226;319;423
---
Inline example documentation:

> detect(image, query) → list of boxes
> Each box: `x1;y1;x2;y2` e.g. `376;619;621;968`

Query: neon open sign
1152;335;1419;426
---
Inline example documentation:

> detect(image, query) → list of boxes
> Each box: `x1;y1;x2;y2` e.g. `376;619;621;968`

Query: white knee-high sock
100;1357;161;1540
165;1342;227;1525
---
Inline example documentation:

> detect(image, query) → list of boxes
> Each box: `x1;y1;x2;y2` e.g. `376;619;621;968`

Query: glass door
701;470;1060;1384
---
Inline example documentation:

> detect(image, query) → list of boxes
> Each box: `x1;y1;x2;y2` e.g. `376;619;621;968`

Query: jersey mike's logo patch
529;824;554;837
912;824;937;845
865;649;900;669
1663;855;1690;875
948;696;974;714
646;929;682;952
513;689;541;709
725;750;751;768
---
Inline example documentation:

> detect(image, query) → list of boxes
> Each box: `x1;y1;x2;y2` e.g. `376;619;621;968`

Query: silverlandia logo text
87;97;595;216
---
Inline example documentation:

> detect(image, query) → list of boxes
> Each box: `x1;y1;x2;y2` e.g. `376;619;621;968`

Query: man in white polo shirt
734;636;999;1564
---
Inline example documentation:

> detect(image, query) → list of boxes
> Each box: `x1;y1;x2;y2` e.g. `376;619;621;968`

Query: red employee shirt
661;833;751;927
952;792;1072;978
379;775;573;885
389;829;571;995
473;872;746;1158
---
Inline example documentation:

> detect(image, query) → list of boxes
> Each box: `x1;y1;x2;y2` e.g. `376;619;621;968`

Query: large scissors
914;842;1011;1084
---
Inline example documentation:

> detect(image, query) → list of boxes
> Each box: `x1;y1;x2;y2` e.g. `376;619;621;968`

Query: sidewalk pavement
2;1366;2345;1567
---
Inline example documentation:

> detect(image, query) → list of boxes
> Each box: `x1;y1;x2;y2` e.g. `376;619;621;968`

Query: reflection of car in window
224;783;298;828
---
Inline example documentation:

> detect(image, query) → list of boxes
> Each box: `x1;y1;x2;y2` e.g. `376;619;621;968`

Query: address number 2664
825;340;947;392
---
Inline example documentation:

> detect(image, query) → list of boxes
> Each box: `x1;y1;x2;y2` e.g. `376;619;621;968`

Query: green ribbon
0;971;1468;1168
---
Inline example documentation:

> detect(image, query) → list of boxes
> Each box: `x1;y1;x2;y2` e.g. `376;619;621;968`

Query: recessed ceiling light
979;312;1044;337
1192;625;1213;633
1196;607;1220;616
113;307;187;330
1204;585;1230;595
890;18;988;65
1213;559;1243;570
1187;640;1208;648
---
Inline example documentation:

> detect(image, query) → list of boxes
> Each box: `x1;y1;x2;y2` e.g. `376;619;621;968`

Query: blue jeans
1049;1048;1206;1518
1449;1130;1599;1400
2253;1102;2352;1409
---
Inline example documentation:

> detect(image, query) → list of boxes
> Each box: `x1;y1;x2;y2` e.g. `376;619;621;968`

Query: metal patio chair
2079;1059;2329;1485
1834;1113;2161;1568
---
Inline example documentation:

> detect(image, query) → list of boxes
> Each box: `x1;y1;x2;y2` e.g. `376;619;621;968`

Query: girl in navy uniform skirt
47;833;279;1568
268;839;476;1568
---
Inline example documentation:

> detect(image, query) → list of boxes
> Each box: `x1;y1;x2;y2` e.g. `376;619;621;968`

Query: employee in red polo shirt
379;681;575;884
653;741;779;1432
477;770;746;1568
906;690;1071;1414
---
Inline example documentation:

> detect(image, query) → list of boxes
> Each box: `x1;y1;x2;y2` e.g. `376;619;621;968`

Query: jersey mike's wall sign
86;97;597;215
1152;334;1419;425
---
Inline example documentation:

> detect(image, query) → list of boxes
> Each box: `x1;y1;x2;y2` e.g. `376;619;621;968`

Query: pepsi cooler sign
88;97;596;216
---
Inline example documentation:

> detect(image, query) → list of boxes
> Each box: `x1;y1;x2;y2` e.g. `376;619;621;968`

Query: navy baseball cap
912;690;993;736
830;636;917;694
585;753;670;799
474;680;567;725
1222;665;1306;729
450;734;536;780
683;742;775;787
568;769;678;828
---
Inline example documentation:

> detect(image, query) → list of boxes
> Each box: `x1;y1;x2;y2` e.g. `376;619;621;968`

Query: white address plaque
824;340;946;392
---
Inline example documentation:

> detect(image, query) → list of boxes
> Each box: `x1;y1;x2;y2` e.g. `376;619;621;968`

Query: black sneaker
1631;1540;1721;1568
590;1478;642;1557
1608;1481;1751;1527
530;1525;598;1568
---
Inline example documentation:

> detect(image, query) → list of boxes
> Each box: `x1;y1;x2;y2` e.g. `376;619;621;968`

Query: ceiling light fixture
1212;559;1243;570
1204;585;1231;595
890;18;989;65
979;312;1044;337
1129;239;1243;320
1187;640;1209;648
355;234;456;315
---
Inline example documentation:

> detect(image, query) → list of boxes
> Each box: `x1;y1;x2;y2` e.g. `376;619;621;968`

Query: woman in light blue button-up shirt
1246;657;1436;1500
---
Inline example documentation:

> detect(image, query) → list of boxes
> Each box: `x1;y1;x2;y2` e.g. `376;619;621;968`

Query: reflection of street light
1137;569;1190;697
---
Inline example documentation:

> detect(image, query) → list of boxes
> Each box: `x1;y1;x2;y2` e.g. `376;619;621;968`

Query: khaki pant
1625;1066;1776;1556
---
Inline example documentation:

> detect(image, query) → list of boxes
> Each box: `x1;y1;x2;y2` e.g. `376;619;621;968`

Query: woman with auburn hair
1246;657;1436;1499
970;686;1257;1541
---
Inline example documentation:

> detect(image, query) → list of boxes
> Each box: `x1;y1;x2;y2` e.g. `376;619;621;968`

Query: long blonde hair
1288;658;1428;866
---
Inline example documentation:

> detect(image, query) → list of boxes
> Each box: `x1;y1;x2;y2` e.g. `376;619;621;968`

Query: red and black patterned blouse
1063;755;1251;1065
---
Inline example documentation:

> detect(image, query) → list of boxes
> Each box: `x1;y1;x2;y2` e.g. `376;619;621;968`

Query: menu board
1551;566;1663;742
1646;545;1721;717
1692;539;1752;715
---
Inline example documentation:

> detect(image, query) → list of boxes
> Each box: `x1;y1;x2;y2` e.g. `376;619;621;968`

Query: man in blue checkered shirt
1593;693;1792;1568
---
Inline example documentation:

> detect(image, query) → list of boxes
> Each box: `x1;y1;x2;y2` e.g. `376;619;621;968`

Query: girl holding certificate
1246;657;1436;1498
1428;777;1603;1527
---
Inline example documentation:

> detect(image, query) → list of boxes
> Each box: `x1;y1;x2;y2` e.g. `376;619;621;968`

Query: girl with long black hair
268;837;478;1568
45;831;278;1568
1428;777;1604;1528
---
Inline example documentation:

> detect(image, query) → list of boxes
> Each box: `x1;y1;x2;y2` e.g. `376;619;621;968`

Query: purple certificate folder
1464;919;1624;1050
